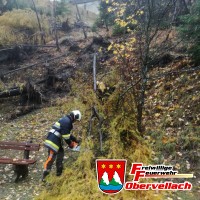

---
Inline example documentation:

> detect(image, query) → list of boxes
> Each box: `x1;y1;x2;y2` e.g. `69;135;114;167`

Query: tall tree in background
134;0;179;132
99;0;114;31
53;0;60;50
178;0;200;64
0;0;31;13
6;0;18;9
56;0;69;16
0;0;4;14
31;0;45;44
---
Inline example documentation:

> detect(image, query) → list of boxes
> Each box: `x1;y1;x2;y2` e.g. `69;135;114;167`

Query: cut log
0;81;43;105
22;81;43;104
0;87;25;98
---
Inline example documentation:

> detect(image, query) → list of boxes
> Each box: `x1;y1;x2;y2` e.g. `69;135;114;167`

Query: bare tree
134;0;179;132
53;0;60;51
114;0;181;133
75;1;87;39
31;0;46;44
105;0;190;133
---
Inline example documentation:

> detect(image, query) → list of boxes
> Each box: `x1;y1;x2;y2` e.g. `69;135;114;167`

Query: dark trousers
43;147;64;177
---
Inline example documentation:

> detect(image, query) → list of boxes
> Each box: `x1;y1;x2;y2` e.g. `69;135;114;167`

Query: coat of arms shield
96;159;127;194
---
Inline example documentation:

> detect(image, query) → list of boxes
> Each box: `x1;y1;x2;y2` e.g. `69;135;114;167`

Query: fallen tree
2;52;70;77
0;81;43;104
0;87;23;98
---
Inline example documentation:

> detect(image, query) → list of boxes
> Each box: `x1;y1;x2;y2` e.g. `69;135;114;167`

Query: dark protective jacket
44;115;73;152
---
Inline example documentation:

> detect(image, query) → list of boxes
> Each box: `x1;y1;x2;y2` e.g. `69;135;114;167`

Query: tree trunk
180;0;190;14
75;2;87;39
31;0;45;44
53;0;60;51
136;64;148;135
93;53;97;91
14;0;18;9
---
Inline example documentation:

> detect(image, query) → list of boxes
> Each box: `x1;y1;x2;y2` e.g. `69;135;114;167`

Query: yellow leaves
98;47;102;53
106;0;138;27
107;7;112;12
162;136;168;144
115;18;137;27
168;104;180;111
107;38;135;61
129;37;136;43
155;105;164;111
192;96;198;101
155;113;161;117
168;107;175;111
103;0;139;62
108;43;113;51
127;27;131;33
130;19;138;25
117;8;125;17
175;163;181;170
96;81;106;93
140;10;144;15
115;18;128;27
136;10;144;15
127;16;133;20
162;136;176;144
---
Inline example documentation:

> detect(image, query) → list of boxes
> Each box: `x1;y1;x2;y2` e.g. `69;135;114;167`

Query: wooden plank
0;141;40;151
0;158;37;165
0;145;39;151
93;53;97;91
0;144;40;151
0;145;40;151
0;141;39;147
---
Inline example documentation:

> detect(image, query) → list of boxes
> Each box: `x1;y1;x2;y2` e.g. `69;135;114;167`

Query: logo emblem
96;159;127;194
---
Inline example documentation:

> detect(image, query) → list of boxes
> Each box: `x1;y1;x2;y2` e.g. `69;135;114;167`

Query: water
99;184;123;191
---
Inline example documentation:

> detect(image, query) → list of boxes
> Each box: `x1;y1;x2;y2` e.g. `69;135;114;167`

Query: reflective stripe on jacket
44;115;73;152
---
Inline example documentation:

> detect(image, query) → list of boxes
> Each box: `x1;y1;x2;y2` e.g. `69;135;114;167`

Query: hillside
0;30;199;199
0;1;199;200
145;62;200;200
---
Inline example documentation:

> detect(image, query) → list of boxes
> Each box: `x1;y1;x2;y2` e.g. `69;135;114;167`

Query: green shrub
178;0;200;64
91;23;97;32
99;1;114;21
112;23;126;36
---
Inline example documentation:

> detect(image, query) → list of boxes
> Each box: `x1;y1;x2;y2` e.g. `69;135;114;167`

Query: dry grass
0;9;49;45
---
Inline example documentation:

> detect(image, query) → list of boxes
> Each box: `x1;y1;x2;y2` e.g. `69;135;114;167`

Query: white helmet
71;110;81;121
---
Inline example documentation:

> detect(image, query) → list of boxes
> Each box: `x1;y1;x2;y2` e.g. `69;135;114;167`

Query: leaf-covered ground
144;62;200;199
0;101;83;200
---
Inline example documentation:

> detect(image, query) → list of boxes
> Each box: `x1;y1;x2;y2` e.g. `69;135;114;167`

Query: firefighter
42;110;81;181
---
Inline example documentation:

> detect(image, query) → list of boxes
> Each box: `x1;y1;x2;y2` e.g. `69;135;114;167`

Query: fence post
93;53;97;91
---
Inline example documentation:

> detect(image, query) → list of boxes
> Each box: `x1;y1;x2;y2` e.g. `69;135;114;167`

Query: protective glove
68;141;80;151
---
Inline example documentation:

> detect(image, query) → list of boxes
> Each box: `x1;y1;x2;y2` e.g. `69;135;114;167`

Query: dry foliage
0;9;49;45
35;67;164;200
